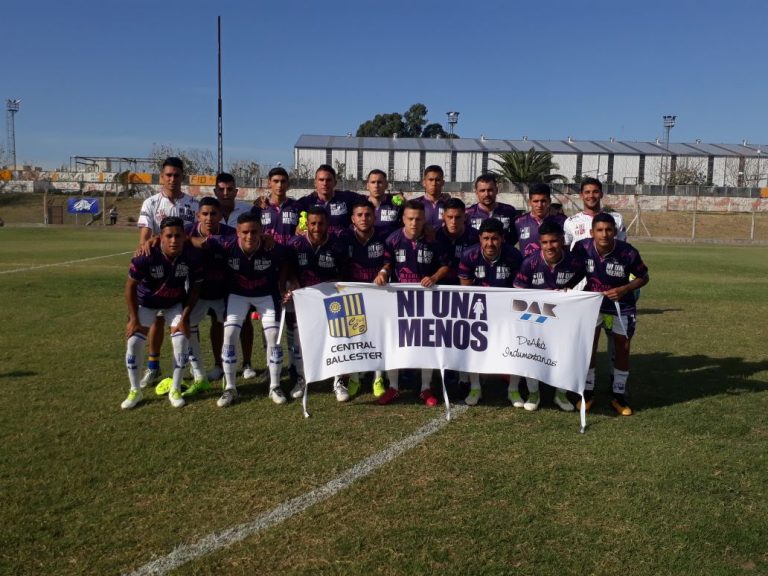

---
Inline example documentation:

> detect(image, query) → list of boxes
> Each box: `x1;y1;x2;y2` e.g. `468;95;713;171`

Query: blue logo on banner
324;293;367;338
67;198;100;214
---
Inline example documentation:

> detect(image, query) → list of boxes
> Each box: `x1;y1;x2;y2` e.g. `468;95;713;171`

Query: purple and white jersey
412;195;447;230
185;222;236;300
435;226;480;285
204;236;288;298
296;190;364;235
513;250;585;291
137;192;198;235
515;212;568;257
221;200;254;227
374;195;402;237
458;244;522;287
465;202;519;244
261;197;302;245
339;228;387;283
383;229;450;284
129;244;203;309
564;210;626;247
572;238;648;315
288;234;348;287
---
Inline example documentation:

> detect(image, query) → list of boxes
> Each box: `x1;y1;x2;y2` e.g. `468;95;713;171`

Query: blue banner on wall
67;197;100;214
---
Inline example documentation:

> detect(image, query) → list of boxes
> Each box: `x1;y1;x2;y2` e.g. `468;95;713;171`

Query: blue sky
5;0;767;169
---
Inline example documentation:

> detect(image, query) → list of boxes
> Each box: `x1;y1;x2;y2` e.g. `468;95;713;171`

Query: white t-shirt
564;210;626;248
221;200;254;227
137;192;198;235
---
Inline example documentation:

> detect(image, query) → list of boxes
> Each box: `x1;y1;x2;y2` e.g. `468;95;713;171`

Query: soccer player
513;220;586;411
136;157;199;389
179;197;235;394
412;165;448;229
374;200;451;407
121;217;202;410
514;183;567;257
563;177;626;247
338;199;389;397
365;169;402;237
458;218;523;406
465;173;518;244
296;164;363;234
286;206;350;401
571;213;649;416
189;211;291;407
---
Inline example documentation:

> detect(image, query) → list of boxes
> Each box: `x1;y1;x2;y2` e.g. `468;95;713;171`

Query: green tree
491;148;566;183
356;113;406;137
422;123;450;138
403;103;428;137
356;103;457;138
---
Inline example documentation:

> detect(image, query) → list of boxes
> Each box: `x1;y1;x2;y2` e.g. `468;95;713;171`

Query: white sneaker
217;388;239;408
206;365;224;381
269;387;287;405
554;390;575;412
168;389;186;408
140;368;160;389
290;376;306;399
524;391;540;411
242;365;257;380
465;388;482;406
121;389;143;410
333;377;350;402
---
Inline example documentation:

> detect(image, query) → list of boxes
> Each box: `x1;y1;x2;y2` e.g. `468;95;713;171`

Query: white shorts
225;293;278;327
189;298;226;326
138;304;183;329
596;313;636;338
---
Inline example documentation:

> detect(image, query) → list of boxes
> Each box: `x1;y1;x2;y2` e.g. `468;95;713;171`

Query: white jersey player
564;177;626;247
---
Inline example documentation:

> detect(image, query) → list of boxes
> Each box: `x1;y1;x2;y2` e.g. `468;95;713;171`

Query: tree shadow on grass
0;370;37;379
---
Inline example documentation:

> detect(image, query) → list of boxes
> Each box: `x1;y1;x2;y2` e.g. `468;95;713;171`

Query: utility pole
217;16;223;174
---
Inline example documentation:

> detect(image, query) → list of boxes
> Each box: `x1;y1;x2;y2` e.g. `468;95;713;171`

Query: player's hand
282;291;294;304
602;287;626;301
255;195;269;209
125;319;145;339
171;318;190;338
420;275;436;288
374;270;388;286
134;236;159;257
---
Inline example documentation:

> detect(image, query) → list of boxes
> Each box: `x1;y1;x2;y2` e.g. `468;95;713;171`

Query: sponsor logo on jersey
150;265;165;279
175;263;189;278
325;293;367;338
416;248;433;264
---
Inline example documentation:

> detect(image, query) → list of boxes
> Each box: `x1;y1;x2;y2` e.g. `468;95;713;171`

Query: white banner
293;282;603;395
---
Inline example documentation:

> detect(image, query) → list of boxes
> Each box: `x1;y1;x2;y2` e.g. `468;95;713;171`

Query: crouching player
572;213;649;415
513;220;585;411
458;218;522;406
189;211;291;407
121;217;202;409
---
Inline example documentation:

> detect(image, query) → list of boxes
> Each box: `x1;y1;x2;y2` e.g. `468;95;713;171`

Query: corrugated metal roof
295;135;768;156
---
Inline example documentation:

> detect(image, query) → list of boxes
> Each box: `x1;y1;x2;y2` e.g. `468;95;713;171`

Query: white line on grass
126;405;468;576
0;251;131;275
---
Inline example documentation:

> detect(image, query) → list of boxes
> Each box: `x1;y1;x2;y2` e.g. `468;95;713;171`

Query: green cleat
182;378;211;397
168;389;185;408
508;388;525;408
154;377;173;396
347;376;361;397
465;388;482;406
372;376;386;397
121;389;143;410
524;391;540;411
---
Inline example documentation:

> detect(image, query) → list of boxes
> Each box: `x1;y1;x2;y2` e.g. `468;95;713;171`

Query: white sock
386;370;399;391
527;378;539;393
263;321;282;389
126;333;146;390
170;332;189;393
222;323;240;391
469;373;480;389
188;326;205;378
613;369;629;394
585;368;596;392
421;368;432;392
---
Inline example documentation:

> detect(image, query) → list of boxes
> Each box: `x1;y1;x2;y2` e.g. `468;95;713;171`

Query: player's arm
459;277;474;287
124;277;145;338
374;263;391;286
421;264;450;288
602;273;649;301
138;226;152;245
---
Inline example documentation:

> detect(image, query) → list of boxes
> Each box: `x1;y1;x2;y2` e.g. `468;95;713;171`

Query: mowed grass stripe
0;251;132;274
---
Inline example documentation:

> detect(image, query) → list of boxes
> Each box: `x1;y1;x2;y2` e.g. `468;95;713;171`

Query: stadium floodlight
6;98;21;169
446;111;459;137
662;115;676;187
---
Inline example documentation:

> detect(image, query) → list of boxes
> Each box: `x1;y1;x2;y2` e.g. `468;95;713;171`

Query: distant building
294;135;768;187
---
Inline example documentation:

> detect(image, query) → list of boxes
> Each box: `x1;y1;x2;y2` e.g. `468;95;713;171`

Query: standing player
412;165;448;229
136;157;199;389
189;211;291;407
572;213;649;415
435;197;479;285
286;206;350;401
297;165;363;234
338;199;389;397
514;183;567;257
374;200;451;406
563;177;626;247
465;173;518;244
121;217;202;410
458;218;523;406
364;169;402;237
513;220;585;411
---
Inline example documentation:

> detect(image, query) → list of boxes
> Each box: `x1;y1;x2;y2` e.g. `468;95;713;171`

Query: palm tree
491;148;567;183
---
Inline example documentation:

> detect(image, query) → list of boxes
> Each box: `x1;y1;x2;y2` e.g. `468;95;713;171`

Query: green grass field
0;227;766;575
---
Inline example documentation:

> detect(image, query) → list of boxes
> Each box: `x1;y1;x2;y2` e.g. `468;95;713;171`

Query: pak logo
324;293;367;338
512;299;557;323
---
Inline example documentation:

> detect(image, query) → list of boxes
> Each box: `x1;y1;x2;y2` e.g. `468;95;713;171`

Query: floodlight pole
446;111;459;137
217;16;223;174
662;115;676;188
6;99;21;169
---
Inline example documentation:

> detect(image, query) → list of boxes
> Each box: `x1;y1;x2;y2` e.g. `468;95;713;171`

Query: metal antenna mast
217;16;223;174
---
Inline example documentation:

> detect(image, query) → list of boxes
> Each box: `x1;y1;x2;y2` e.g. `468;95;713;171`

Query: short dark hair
423;165;444;177
237;210;261;226
538;220;563;237
215;172;235;185
474;173;497;188
352;199;375;213
403;199;425;211
198;197;222;209
160;216;185;230
306;205;328;219
580;177;602;192
444;197;466;212
366;169;387;181
592;212;616;229
162;157;184;172
316;164;337;178
529;183;551;198
268;167;289;180
478;217;504;236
